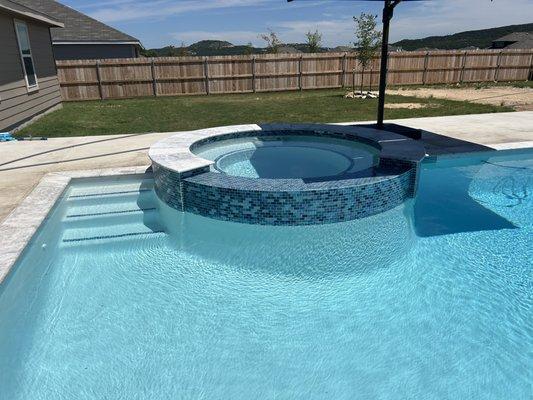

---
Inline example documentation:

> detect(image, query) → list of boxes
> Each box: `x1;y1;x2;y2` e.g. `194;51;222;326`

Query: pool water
193;135;379;178
0;150;531;399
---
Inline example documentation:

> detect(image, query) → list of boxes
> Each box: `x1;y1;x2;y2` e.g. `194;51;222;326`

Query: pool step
64;194;157;220
59;178;168;248
65;206;157;220
60;220;165;247
62;208;159;229
65;189;155;208
67;179;154;198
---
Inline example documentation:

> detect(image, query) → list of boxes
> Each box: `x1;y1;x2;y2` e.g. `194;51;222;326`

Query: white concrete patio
0;111;531;222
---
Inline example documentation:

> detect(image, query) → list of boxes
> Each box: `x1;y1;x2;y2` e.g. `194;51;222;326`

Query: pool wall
150;123;425;225
154;162;415;225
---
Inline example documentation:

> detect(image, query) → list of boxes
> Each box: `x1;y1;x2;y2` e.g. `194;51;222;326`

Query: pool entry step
59;179;166;247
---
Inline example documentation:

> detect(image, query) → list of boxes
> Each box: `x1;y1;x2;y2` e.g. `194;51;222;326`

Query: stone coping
0;166;151;285
488;141;533;151
423;146;533;163
148;123;427;176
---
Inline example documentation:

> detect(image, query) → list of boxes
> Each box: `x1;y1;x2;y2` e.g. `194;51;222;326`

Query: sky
61;0;533;49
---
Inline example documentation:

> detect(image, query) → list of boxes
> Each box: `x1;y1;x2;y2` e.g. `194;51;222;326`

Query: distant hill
141;23;533;57
142;41;258;57
393;23;533;50
142;40;333;57
282;43;330;53
189;40;233;51
187;40;260;56
140;46;183;57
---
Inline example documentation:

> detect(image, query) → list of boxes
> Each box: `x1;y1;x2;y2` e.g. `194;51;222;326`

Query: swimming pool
0;149;531;399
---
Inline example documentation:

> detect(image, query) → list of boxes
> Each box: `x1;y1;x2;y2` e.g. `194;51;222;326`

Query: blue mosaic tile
152;127;423;225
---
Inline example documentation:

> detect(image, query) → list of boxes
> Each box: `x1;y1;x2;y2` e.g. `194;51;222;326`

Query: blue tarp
0;132;16;142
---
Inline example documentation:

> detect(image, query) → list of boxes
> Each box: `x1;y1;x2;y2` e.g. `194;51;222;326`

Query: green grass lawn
17;89;513;137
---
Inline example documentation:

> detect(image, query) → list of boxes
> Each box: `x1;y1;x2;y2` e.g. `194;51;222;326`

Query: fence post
298;55;303;90
95;60;104;100
422;51;429;85
494;50;503;82
528;52;533;81
251;56;256;92
203;57;210;95
341;53;347;88
459;51;468;83
150;58;157;96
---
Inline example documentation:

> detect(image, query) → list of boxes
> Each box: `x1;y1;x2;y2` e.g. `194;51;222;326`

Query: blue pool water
193;135;379;178
0;149;531;399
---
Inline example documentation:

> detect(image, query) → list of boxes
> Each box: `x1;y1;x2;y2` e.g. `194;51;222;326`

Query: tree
243;42;254;55
259;30;282;54
306;30;322;53
166;45;178;57
140;49;158;57
353;13;381;94
177;42;189;57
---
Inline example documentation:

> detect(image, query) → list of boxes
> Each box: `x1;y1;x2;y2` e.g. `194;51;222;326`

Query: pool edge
0;166;152;285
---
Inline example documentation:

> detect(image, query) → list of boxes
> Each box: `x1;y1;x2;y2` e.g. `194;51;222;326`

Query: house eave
0;3;64;27
53;40;142;46
53;40;144;50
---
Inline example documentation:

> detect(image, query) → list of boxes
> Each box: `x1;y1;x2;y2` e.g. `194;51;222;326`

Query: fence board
55;49;532;101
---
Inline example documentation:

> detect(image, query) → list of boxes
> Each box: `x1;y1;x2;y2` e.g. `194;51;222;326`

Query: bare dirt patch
343;92;439;108
384;103;440;109
388;86;533;111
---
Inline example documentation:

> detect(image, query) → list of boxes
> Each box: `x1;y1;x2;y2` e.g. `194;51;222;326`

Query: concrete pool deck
0;111;532;223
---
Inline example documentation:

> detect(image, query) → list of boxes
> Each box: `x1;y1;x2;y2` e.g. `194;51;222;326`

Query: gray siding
0;12;61;131
53;43;138;60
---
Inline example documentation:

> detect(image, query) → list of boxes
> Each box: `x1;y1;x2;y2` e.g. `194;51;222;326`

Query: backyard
3;0;533;397
16;89;512;137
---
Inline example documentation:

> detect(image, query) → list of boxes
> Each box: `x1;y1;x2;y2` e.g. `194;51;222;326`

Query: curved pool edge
150;123;426;225
149;123;424;174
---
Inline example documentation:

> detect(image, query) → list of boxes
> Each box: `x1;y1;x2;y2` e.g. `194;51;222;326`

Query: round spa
194;135;379;179
149;124;425;225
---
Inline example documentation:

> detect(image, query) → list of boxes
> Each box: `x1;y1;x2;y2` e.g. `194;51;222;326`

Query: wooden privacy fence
56;49;533;101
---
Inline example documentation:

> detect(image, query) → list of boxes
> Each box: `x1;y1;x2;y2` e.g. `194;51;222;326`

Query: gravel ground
388;86;533;111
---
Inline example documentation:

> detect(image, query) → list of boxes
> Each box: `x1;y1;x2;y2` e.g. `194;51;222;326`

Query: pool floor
0;151;531;399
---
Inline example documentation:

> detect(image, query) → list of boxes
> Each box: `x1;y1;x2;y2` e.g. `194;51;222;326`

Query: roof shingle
13;0;140;43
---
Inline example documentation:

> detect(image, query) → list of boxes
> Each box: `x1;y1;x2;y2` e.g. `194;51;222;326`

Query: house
14;0;142;60
0;0;63;131
491;32;533;49
388;45;403;52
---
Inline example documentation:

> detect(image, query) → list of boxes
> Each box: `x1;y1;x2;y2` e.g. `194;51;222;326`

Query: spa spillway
149;123;425;225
